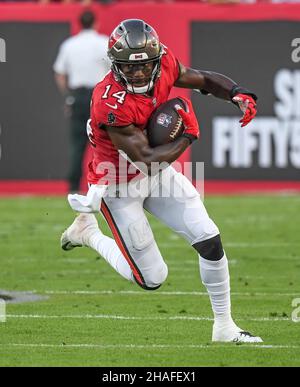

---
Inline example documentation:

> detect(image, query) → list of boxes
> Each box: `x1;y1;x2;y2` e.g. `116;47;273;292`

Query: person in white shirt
53;10;110;192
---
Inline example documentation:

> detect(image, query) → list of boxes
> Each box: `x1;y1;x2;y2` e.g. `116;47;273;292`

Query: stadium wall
0;3;300;195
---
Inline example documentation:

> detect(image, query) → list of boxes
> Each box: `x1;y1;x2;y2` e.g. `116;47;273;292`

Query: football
147;97;186;147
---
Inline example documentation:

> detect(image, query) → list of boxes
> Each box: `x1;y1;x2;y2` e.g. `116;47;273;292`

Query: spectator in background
53;10;110;193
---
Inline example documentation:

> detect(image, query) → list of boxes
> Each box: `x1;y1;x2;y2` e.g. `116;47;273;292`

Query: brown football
147;97;186;147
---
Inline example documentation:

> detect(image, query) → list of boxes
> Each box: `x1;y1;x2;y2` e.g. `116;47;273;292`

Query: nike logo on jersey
105;102;118;109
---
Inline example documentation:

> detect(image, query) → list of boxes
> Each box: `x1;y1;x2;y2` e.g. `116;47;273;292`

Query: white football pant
99;166;219;289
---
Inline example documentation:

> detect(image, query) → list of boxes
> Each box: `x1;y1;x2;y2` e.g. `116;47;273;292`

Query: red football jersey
88;46;180;185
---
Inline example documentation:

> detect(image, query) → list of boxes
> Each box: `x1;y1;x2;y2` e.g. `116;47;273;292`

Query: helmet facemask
112;56;162;94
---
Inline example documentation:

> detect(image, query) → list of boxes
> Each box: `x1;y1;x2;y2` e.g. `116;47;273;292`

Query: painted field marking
25;289;300;297
0;343;299;350
6;314;291;322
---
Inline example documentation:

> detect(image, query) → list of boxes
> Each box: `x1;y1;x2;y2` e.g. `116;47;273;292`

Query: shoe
212;321;263;343
61;213;99;251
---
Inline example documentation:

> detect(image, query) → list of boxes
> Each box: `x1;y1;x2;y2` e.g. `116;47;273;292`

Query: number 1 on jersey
102;85;111;99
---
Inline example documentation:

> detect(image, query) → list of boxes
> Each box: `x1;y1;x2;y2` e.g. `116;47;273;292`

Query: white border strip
0;343;299;350
25;290;300;297
6;314;291;322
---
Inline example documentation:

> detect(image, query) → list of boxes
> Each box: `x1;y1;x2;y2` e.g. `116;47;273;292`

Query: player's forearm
175;67;236;101
139;137;190;172
198;70;237;100
108;125;190;174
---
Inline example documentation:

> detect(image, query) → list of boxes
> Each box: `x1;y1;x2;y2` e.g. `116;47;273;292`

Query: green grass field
0;195;300;366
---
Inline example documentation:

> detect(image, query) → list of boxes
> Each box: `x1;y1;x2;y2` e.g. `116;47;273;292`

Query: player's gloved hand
232;93;257;127
175;97;200;144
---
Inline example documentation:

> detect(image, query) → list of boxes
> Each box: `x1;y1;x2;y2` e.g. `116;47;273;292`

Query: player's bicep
174;62;206;89
105;124;152;163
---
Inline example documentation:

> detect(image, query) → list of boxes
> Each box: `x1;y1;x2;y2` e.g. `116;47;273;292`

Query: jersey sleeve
162;46;180;85
91;84;134;128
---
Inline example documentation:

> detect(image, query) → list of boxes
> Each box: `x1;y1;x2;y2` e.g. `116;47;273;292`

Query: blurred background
0;0;300;195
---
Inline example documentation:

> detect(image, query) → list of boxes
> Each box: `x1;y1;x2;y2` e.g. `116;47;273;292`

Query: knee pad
192;234;224;261
128;217;168;290
151;261;168;285
135;262;168;291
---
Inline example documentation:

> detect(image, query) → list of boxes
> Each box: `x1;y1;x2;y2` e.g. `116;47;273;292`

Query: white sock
86;230;134;283
199;253;236;327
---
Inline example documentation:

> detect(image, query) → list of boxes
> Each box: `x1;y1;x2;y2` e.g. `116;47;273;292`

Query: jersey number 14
102;85;126;104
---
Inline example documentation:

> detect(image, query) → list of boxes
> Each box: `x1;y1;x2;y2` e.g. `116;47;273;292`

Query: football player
61;19;262;343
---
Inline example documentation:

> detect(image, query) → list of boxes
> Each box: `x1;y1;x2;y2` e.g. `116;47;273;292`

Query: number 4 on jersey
102;85;126;104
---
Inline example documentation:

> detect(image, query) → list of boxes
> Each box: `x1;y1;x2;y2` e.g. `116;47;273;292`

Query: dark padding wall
191;21;300;180
0;22;70;179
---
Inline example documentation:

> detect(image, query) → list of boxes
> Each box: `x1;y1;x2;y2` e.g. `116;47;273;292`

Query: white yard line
25;289;300;297
6;314;291;322
6;314;213;321
0;343;299;350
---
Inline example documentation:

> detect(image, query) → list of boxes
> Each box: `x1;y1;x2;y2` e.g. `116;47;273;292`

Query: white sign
212;69;300;169
291;38;300;63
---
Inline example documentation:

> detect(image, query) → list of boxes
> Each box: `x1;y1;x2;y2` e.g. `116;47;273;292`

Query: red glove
174;97;200;143
232;93;257;127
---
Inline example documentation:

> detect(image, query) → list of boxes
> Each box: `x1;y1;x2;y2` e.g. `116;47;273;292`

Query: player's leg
99;185;168;290
144;167;262;342
61;182;168;290
61;212;133;282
